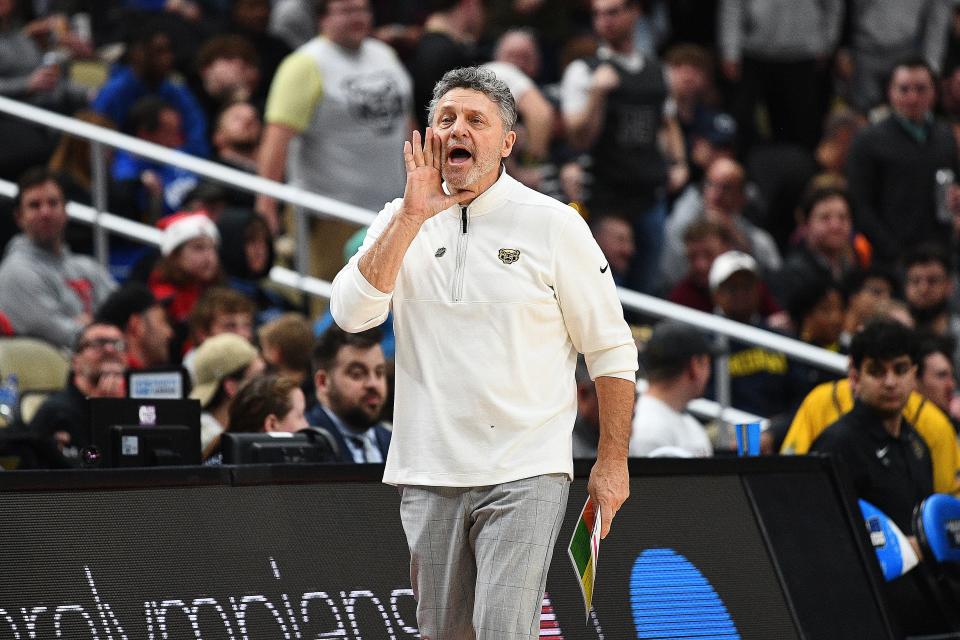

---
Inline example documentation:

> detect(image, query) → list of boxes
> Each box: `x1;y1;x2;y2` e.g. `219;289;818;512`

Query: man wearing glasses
30;322;127;466
901;244;960;375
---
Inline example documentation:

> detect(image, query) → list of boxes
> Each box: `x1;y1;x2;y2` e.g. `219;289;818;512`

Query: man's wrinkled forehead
434;89;503;121
324;0;369;15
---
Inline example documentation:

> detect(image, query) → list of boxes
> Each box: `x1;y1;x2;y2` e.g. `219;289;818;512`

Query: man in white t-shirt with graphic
256;0;412;231
630;320;713;458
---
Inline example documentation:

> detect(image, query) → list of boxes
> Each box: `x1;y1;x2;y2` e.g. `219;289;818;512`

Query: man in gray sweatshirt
719;0;843;151
0;167;116;350
841;0;952;113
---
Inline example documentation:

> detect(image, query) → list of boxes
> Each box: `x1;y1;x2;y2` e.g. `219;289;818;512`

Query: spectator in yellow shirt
781;376;960;494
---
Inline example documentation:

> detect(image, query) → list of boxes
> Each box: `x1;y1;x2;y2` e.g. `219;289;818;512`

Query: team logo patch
435;247;446;258
498;248;520;264
912;437;926;461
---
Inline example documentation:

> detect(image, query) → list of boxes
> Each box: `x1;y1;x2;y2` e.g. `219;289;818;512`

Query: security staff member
810;319;932;532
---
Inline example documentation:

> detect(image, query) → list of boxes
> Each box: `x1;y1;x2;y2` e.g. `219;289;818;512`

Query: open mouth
447;146;473;165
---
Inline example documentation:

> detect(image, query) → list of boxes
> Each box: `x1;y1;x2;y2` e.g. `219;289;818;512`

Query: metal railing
0;177;332;301
619;289;848;408
0;97;849;419
0;174;776;433
636;379;768;435
0;95;376;279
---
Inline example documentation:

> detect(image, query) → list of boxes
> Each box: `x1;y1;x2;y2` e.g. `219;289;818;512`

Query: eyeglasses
23;197;63;210
78;337;126;352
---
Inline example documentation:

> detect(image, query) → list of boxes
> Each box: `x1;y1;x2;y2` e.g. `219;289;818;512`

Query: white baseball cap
708;250;758;292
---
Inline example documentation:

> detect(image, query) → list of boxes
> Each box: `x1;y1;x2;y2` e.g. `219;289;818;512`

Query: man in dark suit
307;324;390;463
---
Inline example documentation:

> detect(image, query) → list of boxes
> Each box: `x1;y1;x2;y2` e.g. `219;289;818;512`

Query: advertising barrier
0;457;893;639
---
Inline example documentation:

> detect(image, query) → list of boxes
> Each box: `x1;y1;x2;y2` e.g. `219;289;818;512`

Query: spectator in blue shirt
93;24;210;158
111;96;199;220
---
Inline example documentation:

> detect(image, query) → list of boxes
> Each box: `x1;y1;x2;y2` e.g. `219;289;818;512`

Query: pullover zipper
453;206;469;301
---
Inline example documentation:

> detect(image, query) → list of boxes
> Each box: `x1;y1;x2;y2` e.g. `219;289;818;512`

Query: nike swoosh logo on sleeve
600;264;609;273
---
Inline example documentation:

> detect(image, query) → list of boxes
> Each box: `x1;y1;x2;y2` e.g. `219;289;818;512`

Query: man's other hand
587;458;629;539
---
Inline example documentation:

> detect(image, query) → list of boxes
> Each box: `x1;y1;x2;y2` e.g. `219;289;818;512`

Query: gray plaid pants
399;474;570;640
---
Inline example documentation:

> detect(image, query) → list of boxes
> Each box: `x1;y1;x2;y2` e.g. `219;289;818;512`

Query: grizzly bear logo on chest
498;248;520;264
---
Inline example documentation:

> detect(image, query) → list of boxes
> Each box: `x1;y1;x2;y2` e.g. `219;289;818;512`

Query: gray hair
426;66;517;132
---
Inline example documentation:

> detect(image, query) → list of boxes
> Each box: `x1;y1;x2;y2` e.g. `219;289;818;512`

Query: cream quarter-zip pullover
331;171;638;486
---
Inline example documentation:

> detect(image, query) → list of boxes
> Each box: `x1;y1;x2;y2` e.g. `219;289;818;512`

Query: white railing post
89;141;109;268
295;206;310;279
713;333;731;418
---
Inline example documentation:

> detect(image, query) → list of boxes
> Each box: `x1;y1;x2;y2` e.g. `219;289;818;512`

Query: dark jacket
216;208;274;281
307;402;391;464
811;400;933;532
704;319;804;420
30;379;88;466
846;115;958;260
774;244;857;307
216;208;295;324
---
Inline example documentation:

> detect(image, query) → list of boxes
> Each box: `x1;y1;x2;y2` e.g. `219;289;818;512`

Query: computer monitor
221;428;339;464
88;398;201;467
109;424;198;467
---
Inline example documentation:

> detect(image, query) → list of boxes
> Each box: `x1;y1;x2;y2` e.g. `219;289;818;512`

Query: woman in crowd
227;373;308;435
148;212;222;353
216;207;295;324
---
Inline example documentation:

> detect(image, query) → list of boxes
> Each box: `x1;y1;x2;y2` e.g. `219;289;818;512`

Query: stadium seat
18;391;50;426
0;338;69;425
